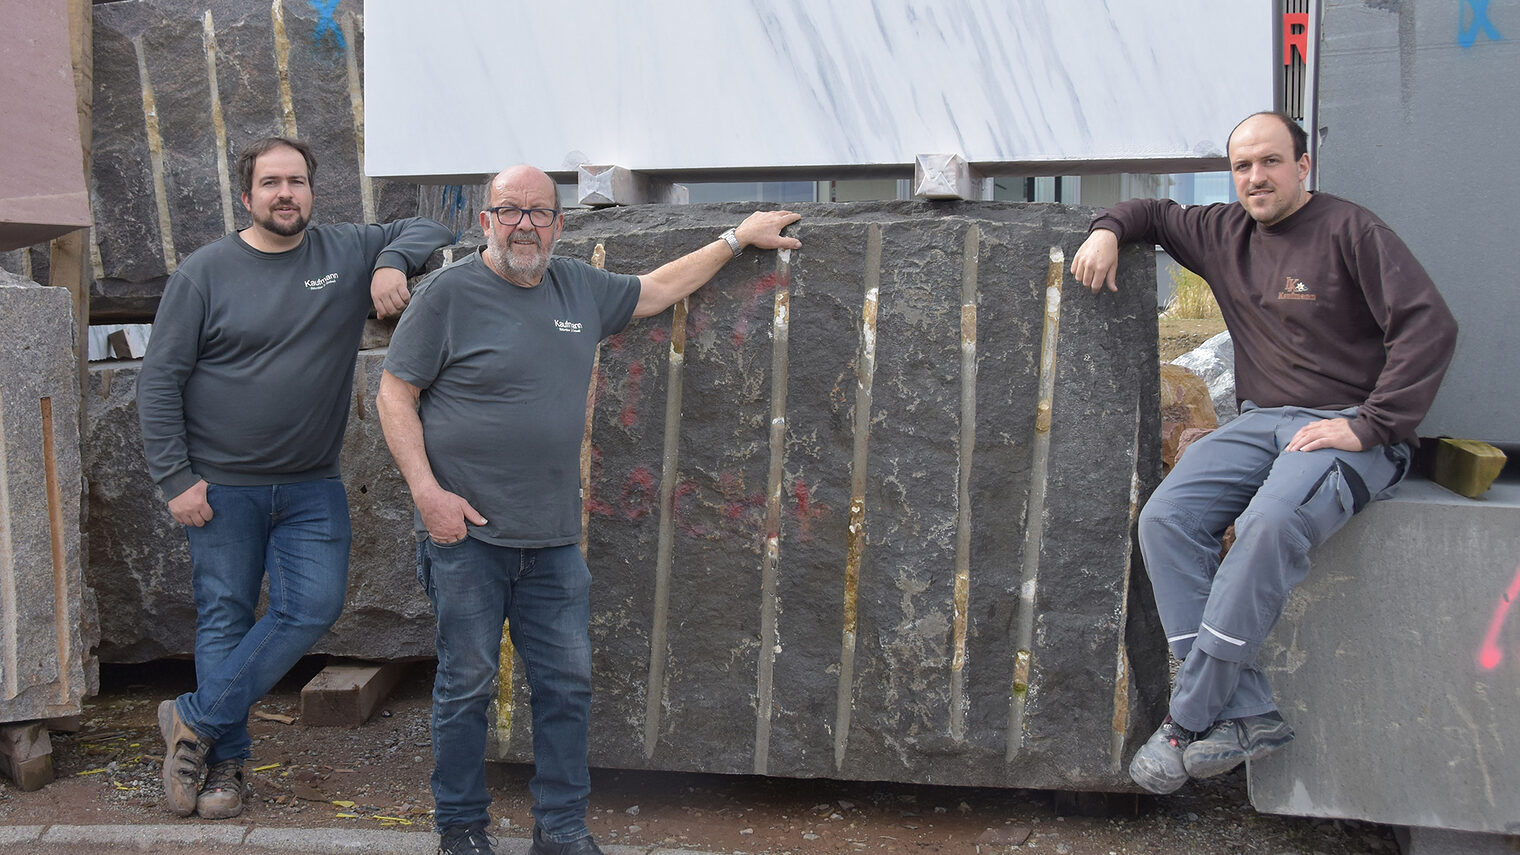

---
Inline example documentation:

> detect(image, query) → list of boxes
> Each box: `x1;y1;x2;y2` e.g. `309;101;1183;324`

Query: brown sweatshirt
1093;193;1457;448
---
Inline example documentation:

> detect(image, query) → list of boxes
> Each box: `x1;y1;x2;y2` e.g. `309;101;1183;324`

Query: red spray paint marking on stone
620;361;645;427
732;272;785;348
1478;564;1520;670
619;466;657;520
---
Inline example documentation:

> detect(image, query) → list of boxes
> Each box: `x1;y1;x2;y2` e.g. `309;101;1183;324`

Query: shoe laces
439;822;497;855
203;759;243;793
1161;717;1199;748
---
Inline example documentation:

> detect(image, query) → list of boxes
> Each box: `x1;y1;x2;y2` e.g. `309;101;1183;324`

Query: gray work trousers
1137;403;1409;733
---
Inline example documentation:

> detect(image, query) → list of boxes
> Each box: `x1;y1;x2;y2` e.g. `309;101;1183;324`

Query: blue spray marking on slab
442;185;470;239
309;0;345;49
1459;0;1501;48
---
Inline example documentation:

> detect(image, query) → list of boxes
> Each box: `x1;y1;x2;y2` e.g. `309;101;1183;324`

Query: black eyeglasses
486;206;559;228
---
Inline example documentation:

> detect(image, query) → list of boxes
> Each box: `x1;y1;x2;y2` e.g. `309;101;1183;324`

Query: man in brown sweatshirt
1071;111;1457;794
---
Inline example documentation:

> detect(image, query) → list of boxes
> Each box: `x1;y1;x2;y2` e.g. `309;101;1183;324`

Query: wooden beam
299;661;409;727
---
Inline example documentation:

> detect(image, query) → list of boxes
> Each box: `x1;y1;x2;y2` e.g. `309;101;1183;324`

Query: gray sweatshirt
137;219;453;500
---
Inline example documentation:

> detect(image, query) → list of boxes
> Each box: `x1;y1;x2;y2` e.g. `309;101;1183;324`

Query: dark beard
256;209;309;237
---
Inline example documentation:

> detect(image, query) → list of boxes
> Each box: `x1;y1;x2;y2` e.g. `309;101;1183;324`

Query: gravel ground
0;659;1403;855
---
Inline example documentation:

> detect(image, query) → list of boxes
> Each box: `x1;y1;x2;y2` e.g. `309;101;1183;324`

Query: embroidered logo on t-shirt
554;319;584;333
304;272;340;291
1277;276;1316;301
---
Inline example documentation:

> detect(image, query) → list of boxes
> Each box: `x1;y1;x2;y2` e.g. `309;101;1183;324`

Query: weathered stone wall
0;271;96;722
83;200;1167;788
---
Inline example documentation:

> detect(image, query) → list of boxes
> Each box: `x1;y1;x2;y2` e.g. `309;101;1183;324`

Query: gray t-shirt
384;251;641;548
137;219;454;500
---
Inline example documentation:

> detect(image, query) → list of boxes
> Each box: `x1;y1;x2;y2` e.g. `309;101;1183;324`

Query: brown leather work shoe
157;700;209;817
197;758;247;819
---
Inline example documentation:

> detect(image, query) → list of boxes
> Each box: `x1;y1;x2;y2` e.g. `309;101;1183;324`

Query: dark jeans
417;537;594;843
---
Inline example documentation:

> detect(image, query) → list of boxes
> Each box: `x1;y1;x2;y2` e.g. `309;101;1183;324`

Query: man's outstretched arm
634;210;802;318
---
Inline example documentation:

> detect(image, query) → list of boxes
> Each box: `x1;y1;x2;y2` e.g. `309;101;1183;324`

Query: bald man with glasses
376;165;799;855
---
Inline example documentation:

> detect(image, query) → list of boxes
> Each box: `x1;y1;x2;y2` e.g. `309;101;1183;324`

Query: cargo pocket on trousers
1293;457;1366;547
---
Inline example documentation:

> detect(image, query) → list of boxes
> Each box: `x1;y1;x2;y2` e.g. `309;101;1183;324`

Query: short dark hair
236;137;316;196
1228;111;1308;161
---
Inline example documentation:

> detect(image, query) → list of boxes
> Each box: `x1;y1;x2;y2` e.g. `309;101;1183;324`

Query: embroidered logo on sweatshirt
1277;276;1316;301
554;319;584;333
304;272;340;291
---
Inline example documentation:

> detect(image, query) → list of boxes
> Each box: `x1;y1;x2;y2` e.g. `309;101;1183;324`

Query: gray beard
488;234;554;282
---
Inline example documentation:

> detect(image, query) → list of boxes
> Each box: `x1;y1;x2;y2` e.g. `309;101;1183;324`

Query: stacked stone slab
67;0;429;319
0;271;94;722
82;200;1167;789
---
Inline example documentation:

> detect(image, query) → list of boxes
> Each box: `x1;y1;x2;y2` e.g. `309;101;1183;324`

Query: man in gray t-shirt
138;137;452;821
376;165;799;855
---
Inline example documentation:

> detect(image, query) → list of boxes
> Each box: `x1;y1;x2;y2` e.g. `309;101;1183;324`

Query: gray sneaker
1183;711;1294;779
196;758;247;819
1129;717;1198;795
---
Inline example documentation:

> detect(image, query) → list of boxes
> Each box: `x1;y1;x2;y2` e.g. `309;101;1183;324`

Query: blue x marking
1459;0;1501;48
310;0;346;49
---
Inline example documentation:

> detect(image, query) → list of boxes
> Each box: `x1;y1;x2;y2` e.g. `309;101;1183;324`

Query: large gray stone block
1251;478;1520;835
488;201;1168;789
82;201;1168;790
0;271;94;722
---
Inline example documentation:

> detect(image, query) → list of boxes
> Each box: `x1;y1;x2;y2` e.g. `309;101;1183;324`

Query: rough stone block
1159;364;1216;470
83;355;436;663
86;0;424;320
0;272;93;723
485;201;1167;789
80;201;1169;790
1252;478;1520;835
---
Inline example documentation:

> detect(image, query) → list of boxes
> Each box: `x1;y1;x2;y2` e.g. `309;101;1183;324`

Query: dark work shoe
196;758;247;819
438;821;497;855
530;825;605;855
157;700;209;817
1183;711;1294;779
1129;716;1199;795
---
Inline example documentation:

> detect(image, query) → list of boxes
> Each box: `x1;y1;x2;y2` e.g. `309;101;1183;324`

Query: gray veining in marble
365;0;1274;180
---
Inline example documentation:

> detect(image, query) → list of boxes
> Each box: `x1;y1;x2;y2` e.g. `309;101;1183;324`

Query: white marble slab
364;0;1274;180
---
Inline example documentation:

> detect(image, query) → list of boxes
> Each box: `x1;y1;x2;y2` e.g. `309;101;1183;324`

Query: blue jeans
179;479;351;765
1138;404;1408;731
417;537;593;842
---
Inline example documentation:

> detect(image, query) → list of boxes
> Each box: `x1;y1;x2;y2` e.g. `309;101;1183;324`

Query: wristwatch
720;228;742;258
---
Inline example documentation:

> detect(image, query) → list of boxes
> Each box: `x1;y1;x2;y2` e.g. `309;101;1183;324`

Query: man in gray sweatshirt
136;137;453;820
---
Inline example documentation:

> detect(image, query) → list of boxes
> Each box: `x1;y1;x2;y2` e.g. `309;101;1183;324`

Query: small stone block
576;165;689;207
913;153;986;200
0;722;55;791
299;661;408;727
1431;438;1506;498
